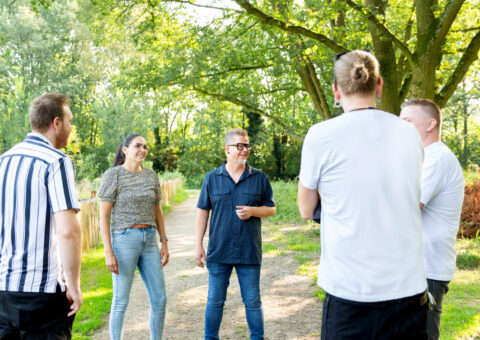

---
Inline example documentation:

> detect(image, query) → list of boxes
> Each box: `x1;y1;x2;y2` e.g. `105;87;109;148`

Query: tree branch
192;86;303;140
162;0;243;13
435;29;480;107
344;0;414;68
432;0;466;52
452;26;480;33
232;0;344;52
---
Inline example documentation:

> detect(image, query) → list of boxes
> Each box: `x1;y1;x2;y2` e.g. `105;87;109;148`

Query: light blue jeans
110;227;166;340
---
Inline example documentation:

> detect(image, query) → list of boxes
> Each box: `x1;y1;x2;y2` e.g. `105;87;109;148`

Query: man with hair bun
401;99;464;340
195;128;276;340
298;50;428;339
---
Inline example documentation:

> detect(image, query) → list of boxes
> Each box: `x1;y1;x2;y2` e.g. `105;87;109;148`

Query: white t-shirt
421;142;464;281
300;109;427;302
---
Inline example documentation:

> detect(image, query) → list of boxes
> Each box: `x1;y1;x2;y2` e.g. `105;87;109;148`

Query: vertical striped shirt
0;132;80;293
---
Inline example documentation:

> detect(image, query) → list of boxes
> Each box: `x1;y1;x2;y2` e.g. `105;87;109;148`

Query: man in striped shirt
0;93;82;339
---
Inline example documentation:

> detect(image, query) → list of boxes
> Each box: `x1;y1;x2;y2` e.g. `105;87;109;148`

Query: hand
236;206;252;220
161;244;169;267
65;285;82;317
105;251;119;275
195;246;206;268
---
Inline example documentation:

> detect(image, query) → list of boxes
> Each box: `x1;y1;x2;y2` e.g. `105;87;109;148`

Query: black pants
321;291;428;340
427;279;450;340
0;285;75;340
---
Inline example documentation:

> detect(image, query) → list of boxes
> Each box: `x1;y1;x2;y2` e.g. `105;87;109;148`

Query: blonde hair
401;98;442;130
334;50;380;95
224;128;248;145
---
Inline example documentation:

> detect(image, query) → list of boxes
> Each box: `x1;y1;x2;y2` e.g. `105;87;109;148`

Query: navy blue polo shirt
197;162;275;264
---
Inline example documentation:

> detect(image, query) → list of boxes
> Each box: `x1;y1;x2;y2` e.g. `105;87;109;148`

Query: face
55;105;73;149
399;105;432;141
123;136;148;164
226;135;250;165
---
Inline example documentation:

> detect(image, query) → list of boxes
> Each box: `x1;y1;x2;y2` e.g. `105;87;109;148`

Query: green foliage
456;238;480;270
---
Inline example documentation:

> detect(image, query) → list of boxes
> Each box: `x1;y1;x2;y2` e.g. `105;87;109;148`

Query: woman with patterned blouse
98;133;169;340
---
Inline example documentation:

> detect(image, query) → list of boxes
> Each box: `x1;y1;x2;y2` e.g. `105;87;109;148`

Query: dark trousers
0;285;74;340
427;279;450;340
321;291;428;340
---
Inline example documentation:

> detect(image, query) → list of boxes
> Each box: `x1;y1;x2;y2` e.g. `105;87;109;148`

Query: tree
86;0;480;141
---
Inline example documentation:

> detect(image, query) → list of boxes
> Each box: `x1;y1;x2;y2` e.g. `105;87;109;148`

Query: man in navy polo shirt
195;128;276;340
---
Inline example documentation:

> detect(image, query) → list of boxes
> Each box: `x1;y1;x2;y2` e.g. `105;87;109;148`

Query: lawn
262;221;480;340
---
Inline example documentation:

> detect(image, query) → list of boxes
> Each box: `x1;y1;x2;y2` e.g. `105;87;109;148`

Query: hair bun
351;64;369;84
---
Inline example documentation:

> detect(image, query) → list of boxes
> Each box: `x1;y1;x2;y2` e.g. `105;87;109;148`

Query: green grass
270;181;303;223
72;186;189;339
72;246;113;340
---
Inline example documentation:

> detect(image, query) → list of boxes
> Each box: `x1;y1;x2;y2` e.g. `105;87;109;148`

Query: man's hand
195;246;206;268
236;206;252;220
65;285;82;317
161;244;169;267
105;251;119;275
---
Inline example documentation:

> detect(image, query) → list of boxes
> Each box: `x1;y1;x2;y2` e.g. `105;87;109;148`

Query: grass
262;219;480;339
72;246;113;340
72;186;189;339
269;181;303;223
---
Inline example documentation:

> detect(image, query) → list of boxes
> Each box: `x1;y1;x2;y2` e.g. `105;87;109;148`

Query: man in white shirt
401;98;465;340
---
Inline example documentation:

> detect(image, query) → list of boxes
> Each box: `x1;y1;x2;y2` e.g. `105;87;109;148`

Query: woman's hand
105;251;119;275
161;243;169;267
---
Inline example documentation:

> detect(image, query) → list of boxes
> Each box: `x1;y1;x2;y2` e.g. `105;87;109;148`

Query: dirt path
92;191;321;339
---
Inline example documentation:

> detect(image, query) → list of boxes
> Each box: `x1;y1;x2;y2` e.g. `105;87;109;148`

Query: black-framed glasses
132;143;150;151
229;143;252;151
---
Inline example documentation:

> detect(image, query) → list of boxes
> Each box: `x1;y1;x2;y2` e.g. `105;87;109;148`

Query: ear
122;145;128;154
332;83;340;101
225;144;229;155
375;77;383;99
426;119;437;132
52;116;62;131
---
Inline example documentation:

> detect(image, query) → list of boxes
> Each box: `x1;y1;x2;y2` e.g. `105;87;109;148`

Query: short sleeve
261;174;275;207
98;167;118;202
154;172;162;205
47;157;80;213
197;173;212;210
421;154;443;207
299;127;322;190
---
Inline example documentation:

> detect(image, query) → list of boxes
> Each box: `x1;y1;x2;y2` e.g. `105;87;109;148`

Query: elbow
298;206;312;221
269;207;276;217
57;225;81;241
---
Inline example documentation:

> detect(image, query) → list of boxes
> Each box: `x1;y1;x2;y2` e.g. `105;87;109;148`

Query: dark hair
29;93;71;132
224;128;248;145
334;50;380;95
113;134;142;166
401;98;442;130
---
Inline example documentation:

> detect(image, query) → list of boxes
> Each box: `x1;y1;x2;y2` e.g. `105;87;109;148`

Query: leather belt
131;224;150;229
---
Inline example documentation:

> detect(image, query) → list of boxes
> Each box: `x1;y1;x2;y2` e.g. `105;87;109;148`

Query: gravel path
92;191;321;339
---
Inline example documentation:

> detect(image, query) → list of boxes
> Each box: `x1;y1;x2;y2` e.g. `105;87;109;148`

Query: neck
226;161;246;175
340;94;376;113
33;129;60;149
422;134;440;148
123;160;142;172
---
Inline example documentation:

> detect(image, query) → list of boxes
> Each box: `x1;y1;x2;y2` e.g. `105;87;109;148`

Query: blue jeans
205;262;263;340
110;227;166;340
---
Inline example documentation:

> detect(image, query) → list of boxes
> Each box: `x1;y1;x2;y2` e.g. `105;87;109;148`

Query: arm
154;205;169;267
298;180;319;220
54;209;82;316
235;205;276;220
195;208;210;268
99;201;119;275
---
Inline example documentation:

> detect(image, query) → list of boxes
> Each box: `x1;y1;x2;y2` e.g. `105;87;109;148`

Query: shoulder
101;166;120;181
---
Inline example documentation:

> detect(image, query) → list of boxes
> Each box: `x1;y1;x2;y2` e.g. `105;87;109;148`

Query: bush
459;179;480;238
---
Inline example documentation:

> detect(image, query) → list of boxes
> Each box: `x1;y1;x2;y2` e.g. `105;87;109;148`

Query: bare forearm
55;211;82;289
154;205;168;246
196;209;209;247
99;202;114;254
250;206;276;218
298;180;319;220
